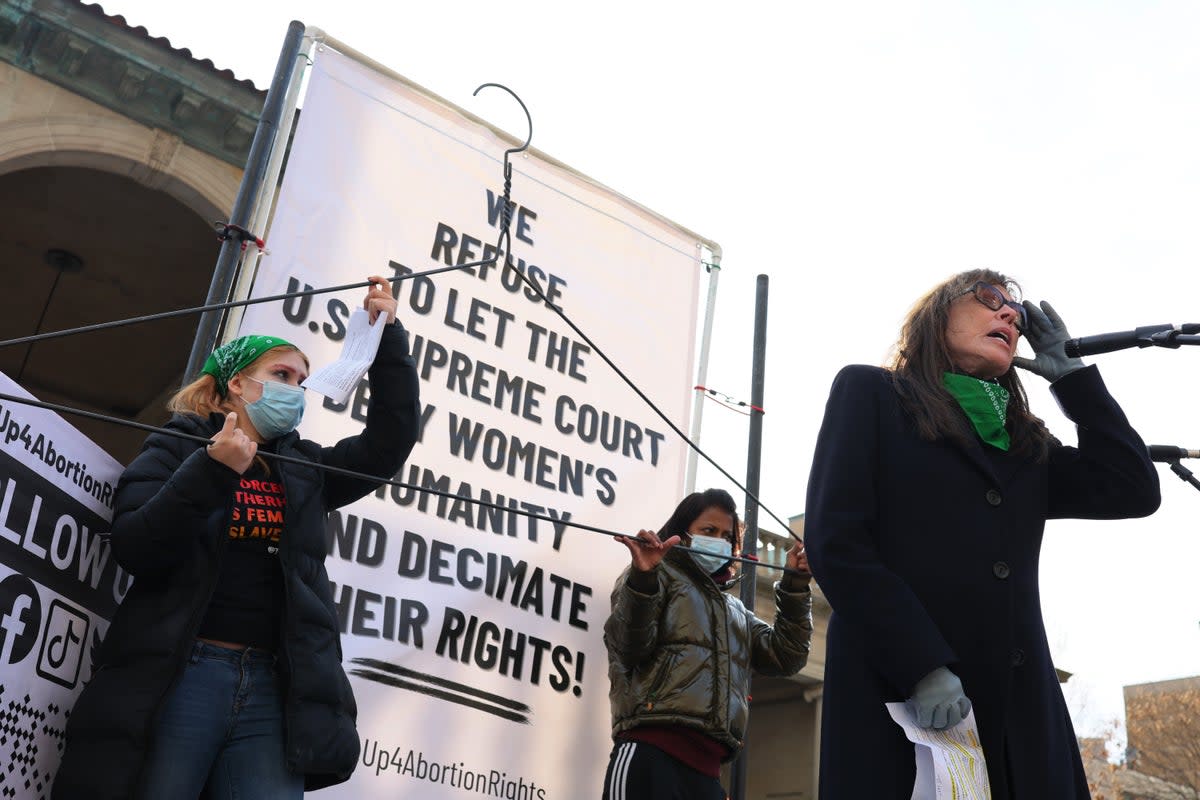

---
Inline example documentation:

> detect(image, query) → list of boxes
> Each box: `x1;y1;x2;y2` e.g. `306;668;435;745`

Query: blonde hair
167;344;307;416
167;344;307;476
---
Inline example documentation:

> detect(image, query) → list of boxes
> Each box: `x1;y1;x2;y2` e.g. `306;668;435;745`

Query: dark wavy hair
658;488;740;547
886;268;1054;461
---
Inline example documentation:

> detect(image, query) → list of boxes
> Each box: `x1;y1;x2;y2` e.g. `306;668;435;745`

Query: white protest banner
237;44;708;799
0;374;125;800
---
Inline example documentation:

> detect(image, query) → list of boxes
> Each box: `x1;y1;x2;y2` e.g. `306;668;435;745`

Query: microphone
1063;324;1176;358
1148;445;1200;463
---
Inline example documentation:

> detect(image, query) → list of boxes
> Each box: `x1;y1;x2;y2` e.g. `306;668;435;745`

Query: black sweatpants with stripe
601;741;725;800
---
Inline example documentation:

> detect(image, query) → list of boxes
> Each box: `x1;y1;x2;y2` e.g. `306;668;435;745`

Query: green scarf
201;335;296;396
943;372;1011;451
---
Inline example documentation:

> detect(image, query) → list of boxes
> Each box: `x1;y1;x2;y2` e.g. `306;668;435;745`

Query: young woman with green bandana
53;277;420;800
804;269;1160;799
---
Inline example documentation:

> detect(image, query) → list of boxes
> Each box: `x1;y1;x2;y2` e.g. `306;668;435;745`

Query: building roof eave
0;0;268;167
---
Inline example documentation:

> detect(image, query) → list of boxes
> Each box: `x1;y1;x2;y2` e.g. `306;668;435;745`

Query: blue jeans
139;640;304;800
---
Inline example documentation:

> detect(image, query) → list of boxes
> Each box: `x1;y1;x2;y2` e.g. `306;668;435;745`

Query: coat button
985;489;1002;506
1011;648;1026;666
993;561;1010;579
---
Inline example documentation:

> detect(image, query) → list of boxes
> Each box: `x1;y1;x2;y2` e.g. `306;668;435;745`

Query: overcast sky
98;0;1200;743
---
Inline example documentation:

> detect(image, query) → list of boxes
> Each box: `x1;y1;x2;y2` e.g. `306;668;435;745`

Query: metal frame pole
729;273;768;800
685;248;722;494
221;27;320;339
182;19;308;384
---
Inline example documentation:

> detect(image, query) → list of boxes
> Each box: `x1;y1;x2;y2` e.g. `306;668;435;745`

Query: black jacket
53;323;420;799
805;364;1159;800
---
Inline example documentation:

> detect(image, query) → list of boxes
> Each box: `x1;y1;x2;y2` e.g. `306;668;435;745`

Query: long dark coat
804;364;1159;800
52;323;420;800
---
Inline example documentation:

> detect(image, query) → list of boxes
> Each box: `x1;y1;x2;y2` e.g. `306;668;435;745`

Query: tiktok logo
0;573;41;666
38;598;90;689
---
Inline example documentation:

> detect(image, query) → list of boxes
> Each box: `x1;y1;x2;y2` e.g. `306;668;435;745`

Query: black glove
1011;300;1086;382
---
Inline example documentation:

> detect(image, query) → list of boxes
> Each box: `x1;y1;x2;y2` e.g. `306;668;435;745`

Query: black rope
0;95;799;545
0;391;805;576
0;256;799;545
0;258;801;542
487;247;796;542
0;255;800;541
0;258;498;351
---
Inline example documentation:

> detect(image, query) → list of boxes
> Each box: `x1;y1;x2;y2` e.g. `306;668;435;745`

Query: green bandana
201;335;295;396
943;372;1011;451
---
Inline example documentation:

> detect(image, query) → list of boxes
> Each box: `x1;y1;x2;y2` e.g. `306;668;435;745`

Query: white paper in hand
885;702;992;800
301;309;386;404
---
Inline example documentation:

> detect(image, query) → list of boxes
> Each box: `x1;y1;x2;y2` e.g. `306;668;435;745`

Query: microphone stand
1144;323;1200;494
1166;460;1200;494
1065;323;1199;358
1152;323;1200;349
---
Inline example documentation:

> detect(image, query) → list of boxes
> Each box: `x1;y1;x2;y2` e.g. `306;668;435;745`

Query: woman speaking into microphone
804;269;1159;798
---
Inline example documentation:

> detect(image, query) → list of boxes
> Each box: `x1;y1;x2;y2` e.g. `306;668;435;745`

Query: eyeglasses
965;282;1027;329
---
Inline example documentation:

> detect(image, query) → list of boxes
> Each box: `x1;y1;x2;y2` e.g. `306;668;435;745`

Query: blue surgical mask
688;536;732;574
241;377;305;439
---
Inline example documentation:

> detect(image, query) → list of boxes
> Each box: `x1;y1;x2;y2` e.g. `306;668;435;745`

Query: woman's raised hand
618;529;681;573
786;540;812;583
364;275;398;325
1011;300;1085;382
206;412;257;474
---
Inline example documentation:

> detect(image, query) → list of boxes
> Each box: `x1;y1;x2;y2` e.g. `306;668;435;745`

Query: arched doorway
0;165;222;463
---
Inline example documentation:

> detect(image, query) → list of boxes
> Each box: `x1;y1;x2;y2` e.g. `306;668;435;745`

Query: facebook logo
0;573;41;667
38;599;90;689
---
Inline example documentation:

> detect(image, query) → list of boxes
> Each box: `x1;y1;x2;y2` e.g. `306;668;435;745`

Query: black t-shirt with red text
197;459;287;650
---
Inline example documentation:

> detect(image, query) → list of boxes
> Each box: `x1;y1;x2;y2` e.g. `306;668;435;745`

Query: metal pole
729;273;768;800
182;19;308;384
222;27;320;339
685;247;721;494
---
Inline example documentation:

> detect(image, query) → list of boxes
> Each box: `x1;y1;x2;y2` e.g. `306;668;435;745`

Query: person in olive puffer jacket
602;488;813;800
